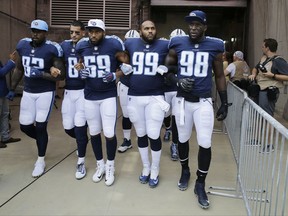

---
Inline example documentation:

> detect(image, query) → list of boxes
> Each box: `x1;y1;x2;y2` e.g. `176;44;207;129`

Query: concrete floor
0;95;247;216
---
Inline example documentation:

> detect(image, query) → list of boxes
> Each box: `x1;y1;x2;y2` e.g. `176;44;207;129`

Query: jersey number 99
132;52;159;76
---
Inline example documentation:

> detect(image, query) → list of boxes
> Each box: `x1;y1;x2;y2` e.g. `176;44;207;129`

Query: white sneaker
32;161;46;178
92;162;105;183
75;162;86;180
105;164;115;186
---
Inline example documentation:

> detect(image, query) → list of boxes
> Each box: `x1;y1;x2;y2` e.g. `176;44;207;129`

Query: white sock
138;146;150;174
37;156;45;163
123;129;131;140
77;157;85;164
106;160;114;166
151;149;161;179
97;159;105;167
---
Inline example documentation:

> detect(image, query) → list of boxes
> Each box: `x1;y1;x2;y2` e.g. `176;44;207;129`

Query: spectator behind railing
224;50;251;90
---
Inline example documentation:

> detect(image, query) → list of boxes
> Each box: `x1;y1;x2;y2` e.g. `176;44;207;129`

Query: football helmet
125;30;140;39
169;29;186;38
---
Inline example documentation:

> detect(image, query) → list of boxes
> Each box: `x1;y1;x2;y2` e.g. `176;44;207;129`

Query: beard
141;33;156;44
90;36;103;46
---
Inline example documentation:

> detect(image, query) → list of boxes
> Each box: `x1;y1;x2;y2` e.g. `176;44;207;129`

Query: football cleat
105;164;115;186
139;165;150;184
32;161;46;178
75;162;86;180
178;168;190;191
163;129;171;142
92;161;105;183
118;138;132;153
194;182;210;209
170;143;179;161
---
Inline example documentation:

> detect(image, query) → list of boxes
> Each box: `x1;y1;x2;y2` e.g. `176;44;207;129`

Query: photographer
249;38;288;117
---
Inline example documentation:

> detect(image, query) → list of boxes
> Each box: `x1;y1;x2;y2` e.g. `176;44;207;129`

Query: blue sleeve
52;42;64;58
112;36;125;51
0;60;16;77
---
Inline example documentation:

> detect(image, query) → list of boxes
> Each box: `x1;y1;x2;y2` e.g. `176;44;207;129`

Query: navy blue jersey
164;75;177;93
169;36;224;98
61;39;85;90
16;38;63;93
124;38;169;96
76;36;125;100
119;74;130;87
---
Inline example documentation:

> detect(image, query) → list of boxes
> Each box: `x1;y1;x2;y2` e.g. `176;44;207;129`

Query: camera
258;64;267;73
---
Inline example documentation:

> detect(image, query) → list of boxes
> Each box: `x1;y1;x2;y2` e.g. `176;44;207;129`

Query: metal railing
209;81;288;216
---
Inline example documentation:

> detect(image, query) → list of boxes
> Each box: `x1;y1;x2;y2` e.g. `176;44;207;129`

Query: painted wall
0;0;34;62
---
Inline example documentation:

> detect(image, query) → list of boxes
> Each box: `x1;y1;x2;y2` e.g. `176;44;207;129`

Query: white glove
79;68;90;79
120;63;133;75
156;65;168;75
103;71;116;83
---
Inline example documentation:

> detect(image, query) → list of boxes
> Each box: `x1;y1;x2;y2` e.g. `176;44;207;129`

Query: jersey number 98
180;51;209;77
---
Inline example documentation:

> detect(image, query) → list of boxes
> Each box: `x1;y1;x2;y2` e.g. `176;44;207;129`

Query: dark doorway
151;6;247;54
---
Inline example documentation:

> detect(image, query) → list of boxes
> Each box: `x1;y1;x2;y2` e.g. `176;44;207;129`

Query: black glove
216;90;229;121
178;78;194;92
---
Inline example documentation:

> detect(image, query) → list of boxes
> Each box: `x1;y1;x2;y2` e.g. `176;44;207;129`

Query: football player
125;20;170;188
166;10;228;208
7;19;65;178
75;19;130;186
60;20;88;180
117;29;140;153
